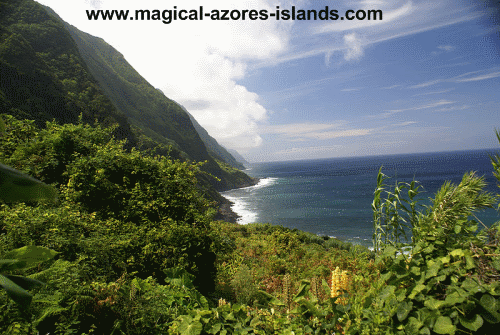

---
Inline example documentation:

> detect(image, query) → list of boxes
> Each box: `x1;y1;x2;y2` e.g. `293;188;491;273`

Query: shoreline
216;177;377;249
215;176;260;223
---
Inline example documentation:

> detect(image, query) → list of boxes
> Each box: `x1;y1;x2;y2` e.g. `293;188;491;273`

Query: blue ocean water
221;149;500;248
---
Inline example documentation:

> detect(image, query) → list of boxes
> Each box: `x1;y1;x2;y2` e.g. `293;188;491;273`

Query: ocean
221;149;500;248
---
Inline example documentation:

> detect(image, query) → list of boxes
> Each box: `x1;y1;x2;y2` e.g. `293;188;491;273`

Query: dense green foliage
0;114;499;334
0;245;57;310
0;115;218;289
0;114;60;310
348;154;500;334
0;114;371;334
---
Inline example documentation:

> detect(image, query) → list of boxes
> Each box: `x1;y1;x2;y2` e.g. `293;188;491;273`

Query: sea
221;149;500;248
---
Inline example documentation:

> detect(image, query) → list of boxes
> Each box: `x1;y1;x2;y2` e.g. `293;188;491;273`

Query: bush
348;136;500;334
231;265;258;305
0;116;219;295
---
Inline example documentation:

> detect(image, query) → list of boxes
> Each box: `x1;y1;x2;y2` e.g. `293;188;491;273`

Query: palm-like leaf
0;163;57;203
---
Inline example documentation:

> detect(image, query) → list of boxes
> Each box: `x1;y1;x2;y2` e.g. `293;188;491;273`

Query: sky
35;0;500;162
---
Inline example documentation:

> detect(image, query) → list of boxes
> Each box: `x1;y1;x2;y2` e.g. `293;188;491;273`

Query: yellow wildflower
330;267;350;305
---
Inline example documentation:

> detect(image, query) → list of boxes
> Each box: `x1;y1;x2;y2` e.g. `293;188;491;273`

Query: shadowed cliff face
0;0;137;149
180;104;246;171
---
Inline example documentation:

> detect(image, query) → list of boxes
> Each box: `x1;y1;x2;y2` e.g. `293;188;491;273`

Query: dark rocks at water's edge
215;199;239;223
215;177;260;223
234;176;260;189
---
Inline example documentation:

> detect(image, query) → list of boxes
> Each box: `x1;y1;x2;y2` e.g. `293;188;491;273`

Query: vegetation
0;2;499;333
0;0;256;223
0;0;136;149
0;113;498;334
349;166;500;334
183;107;246;171
50;6;254;191
0;116;59;311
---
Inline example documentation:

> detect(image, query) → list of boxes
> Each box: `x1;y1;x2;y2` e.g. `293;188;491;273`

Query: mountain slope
0;0;136;148
227;148;250;168
178;103;246;170
46;8;254;191
60;21;216;164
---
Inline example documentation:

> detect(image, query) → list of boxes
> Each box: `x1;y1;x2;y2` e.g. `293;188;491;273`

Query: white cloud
314;1;414;33
385;99;455;113
453;71;500;83
369;111;399;119
391;121;417;126
435;105;471;112
406;68;500;91
343;33;364;61
262;122;372;140
432;45;455;55
262;71;364;104
32;0;495;158
306;129;372;140
84;0;103;9
381;85;402;89
262;123;344;135
408;79;443;89
411;88;454;97
270;0;482;66
436;62;469;69
275;145;343;157
437;45;455;52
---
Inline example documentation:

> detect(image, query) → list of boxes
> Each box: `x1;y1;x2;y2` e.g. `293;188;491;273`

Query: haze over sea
222;149;500;248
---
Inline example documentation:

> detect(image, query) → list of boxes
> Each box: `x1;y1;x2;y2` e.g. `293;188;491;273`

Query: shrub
0;116;219;295
230;264;258;305
348;132;500;335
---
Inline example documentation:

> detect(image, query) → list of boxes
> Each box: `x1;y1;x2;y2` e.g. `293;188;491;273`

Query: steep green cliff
0;0;136;148
45;6;254;191
179;103;246;170
0;0;256;197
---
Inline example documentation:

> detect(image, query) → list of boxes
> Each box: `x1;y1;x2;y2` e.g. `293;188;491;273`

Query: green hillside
1;118;499;334
180;103;246;170
227;148;250;168
0;0;136;149
46;8;254;191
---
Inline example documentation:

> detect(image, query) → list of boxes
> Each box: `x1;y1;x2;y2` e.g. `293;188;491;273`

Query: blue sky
37;0;499;162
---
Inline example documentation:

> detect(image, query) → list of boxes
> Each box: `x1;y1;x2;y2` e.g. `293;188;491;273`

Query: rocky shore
214;176;260;223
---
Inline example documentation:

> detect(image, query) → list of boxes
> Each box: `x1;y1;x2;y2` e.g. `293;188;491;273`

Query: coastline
215;176;260;223
212;149;500;250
